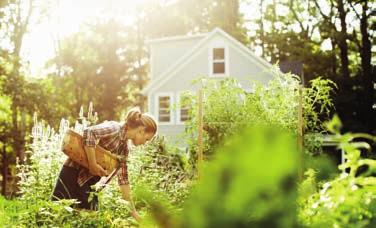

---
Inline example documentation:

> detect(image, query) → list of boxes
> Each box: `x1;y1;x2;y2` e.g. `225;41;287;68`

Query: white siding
150;36;205;80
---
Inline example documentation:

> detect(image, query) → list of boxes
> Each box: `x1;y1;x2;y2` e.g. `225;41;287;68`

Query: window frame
154;92;174;125
176;92;191;125
208;46;229;77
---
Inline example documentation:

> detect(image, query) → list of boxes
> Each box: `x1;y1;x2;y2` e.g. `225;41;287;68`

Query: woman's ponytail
124;107;157;134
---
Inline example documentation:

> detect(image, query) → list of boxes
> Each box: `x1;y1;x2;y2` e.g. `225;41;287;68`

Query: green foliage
128;136;193;206
183;69;336;159
46;19;144;122
17;111;89;202
0;194;138;228
303;152;338;182
299;116;376;227
8;105;192;227
180;126;299;228
303;77;337;132
140;126;299;228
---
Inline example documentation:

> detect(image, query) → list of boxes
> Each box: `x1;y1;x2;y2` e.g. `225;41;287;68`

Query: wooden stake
2;143;7;196
197;89;204;178
297;85;304;181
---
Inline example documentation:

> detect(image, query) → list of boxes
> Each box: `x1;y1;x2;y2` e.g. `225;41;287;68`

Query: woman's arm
120;184;141;222
119;184;134;206
84;145;109;176
82;121;119;176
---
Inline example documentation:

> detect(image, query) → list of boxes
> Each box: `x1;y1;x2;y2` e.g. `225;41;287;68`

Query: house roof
141;27;274;95
146;33;208;45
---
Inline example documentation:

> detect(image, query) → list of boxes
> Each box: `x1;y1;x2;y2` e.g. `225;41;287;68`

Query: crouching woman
51;108;157;221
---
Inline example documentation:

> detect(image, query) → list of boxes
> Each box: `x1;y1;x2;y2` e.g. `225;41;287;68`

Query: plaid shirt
64;121;129;187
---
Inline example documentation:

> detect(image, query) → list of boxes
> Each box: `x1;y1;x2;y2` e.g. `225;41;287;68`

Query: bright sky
22;0;329;77
22;0;265;77
22;0;143;77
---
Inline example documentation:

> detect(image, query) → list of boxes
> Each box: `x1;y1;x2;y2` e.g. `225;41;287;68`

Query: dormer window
213;48;225;73
210;47;228;76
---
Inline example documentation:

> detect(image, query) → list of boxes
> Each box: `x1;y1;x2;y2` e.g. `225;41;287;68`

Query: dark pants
51;165;100;210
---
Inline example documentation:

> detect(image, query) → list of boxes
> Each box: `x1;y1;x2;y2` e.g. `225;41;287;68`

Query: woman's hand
131;209;142;222
88;163;109;177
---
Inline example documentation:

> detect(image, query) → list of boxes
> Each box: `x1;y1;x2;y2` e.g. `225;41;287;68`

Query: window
157;95;172;123
177;92;191;123
180;107;189;122
212;47;226;75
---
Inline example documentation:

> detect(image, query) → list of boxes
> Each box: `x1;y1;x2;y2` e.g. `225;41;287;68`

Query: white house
141;27;276;144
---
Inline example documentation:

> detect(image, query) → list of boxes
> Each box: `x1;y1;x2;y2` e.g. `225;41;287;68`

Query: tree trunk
11;102;21;164
19;109;26;163
331;39;337;76
360;2;372;83
9;0;33;164
259;0;265;58
228;0;239;32
270;0;277;63
337;0;350;78
359;2;374;130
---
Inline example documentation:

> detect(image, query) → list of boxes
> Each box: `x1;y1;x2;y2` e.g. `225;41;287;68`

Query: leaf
326;115;342;134
64;206;74;213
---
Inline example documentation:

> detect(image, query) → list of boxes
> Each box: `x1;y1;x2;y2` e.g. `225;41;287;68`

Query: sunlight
22;0;154;77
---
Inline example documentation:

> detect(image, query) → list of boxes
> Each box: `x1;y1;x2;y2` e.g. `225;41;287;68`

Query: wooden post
297;85;304;181
197;89;204;178
2;143;7;196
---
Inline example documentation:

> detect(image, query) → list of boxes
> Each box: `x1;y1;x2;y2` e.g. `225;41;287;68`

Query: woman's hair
125;107;157;135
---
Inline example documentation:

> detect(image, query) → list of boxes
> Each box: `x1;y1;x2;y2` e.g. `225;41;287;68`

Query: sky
22;0;269;77
22;0;141;77
21;0;332;77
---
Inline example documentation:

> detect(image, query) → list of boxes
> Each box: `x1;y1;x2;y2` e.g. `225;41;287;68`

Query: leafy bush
182;69;336;160
128;136;193;206
298;116;376;227
138;126;300;228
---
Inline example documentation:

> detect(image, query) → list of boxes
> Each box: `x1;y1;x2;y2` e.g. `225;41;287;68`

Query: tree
313;0;350;78
0;0;34;164
348;0;375;131
246;0;375;132
46;19;143;121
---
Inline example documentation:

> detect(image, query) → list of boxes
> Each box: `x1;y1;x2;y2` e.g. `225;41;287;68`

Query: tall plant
183;69;336;160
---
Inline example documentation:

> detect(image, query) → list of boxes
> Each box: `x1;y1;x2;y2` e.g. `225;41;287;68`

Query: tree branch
289;0;305;33
348;1;361;20
313;0;329;20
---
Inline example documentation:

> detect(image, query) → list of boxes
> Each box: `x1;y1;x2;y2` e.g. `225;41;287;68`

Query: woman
52;107;157;221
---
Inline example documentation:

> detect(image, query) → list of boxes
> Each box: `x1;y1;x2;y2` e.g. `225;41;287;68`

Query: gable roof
146;33;208;45
141;27;274;95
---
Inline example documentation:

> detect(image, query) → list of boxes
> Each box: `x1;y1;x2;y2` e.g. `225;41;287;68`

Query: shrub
140;126;300;228
298;116;376;227
183;69;336;161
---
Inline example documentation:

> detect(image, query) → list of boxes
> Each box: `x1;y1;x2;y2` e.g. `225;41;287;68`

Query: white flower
339;172;349;179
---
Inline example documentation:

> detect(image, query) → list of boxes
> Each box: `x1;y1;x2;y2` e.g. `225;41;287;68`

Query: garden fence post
1;143;7;196
198;89;204;179
298;84;304;181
